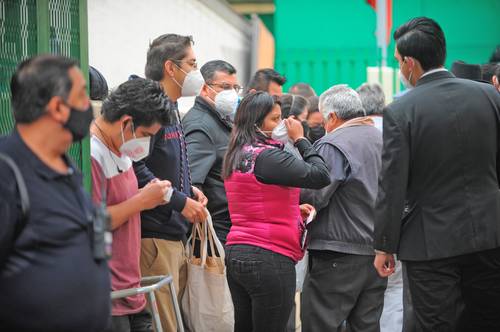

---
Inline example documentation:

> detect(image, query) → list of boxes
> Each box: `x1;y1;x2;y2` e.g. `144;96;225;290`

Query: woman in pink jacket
223;92;330;332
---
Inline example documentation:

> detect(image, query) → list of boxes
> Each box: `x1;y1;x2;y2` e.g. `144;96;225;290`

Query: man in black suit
373;17;500;331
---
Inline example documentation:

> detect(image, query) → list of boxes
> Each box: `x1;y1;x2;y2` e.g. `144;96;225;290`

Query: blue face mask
229;96;242;122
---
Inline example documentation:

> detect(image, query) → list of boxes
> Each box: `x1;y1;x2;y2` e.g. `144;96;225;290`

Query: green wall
274;0;500;94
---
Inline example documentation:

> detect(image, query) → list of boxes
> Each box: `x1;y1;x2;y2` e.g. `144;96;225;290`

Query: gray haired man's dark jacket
302;119;382;255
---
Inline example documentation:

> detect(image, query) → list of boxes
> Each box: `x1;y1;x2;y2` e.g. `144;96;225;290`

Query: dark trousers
402;262;417;332
225;244;296;332
301;252;387;332
107;309;153;332
404;247;500;332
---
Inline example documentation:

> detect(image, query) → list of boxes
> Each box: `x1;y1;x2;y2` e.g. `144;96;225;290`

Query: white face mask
119;122;151;162
173;66;205;97
215;89;240;118
271;120;290;144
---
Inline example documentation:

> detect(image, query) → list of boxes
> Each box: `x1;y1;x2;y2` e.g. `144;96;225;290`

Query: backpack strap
0;152;30;238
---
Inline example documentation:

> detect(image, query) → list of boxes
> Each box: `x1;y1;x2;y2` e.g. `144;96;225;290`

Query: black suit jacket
374;70;500;261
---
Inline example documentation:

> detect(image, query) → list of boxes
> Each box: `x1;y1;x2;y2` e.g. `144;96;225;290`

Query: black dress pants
405;247;500;332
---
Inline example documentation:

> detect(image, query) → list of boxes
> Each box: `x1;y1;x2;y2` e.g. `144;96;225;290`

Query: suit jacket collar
416;70;455;87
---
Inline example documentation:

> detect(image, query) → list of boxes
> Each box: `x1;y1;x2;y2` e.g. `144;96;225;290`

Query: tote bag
181;211;234;332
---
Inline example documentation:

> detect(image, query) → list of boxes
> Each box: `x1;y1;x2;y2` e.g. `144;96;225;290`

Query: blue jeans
225;244;296;332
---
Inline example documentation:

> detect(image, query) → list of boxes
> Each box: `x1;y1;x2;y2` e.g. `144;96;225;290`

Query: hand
284;116;305;142
299;204;314;220
139;180;171;210
192;186;208;207
181;197;208;223
373;252;396;277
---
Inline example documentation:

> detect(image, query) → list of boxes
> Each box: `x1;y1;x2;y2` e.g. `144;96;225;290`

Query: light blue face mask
229;96;242;121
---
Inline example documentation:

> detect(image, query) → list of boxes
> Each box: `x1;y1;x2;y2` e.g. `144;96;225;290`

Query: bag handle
204;209;225;262
186;221;206;260
185;209;225;268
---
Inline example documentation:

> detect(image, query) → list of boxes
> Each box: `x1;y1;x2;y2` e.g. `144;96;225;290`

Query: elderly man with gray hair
301;84;387;332
357;83;385;132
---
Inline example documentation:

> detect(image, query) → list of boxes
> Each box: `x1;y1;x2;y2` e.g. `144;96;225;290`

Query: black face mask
307;125;326;143
301;120;310;136
64;104;94;142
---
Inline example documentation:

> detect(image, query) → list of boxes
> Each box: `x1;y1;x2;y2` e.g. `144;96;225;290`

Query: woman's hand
299;204;315;220
285;116;305;143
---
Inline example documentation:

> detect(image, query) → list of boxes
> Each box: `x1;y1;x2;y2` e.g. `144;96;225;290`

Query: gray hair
319;84;366;120
356;83;385;115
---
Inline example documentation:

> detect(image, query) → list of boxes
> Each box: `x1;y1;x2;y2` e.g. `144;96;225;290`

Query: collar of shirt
421;67;448;79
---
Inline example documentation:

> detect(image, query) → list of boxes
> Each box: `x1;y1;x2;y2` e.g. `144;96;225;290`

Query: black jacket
182;97;232;242
374;70;500;261
133;104;192;242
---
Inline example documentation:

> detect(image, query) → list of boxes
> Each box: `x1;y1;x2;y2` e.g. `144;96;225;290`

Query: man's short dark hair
10;54;78;124
288;82;316;98
102;78;171;127
245;68;286;94
393;17;446;71
481;63;500;83
145;34;194;81
200;60;237;83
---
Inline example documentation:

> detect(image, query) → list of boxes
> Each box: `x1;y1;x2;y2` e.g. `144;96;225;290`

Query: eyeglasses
172;59;198;70
207;82;243;94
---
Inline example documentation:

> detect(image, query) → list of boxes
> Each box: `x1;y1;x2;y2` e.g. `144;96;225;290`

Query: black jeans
405;247;500;332
225;244;296;332
106;309;153;332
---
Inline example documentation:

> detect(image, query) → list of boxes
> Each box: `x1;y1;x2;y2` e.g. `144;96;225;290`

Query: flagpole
376;0;387;67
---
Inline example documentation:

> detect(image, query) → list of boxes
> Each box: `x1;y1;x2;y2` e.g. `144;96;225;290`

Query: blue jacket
133;108;193;242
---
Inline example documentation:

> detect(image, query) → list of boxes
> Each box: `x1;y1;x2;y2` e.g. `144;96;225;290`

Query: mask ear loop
169;60;189;89
205;83;218;104
403;56;414;85
290;95;296;117
254;123;272;136
131;121;138;139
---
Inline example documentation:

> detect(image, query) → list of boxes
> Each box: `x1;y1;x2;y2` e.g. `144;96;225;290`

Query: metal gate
0;0;90;190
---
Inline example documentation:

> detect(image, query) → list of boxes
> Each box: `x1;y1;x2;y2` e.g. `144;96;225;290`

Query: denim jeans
225;244;296;332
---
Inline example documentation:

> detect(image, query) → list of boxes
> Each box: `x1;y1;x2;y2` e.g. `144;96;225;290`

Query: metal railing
111;275;185;332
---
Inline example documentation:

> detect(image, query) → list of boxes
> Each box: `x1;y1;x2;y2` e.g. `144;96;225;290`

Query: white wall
88;0;252;114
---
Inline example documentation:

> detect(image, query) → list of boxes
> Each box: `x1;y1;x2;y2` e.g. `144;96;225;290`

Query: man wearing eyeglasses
182;60;241;245
136;34;208;332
